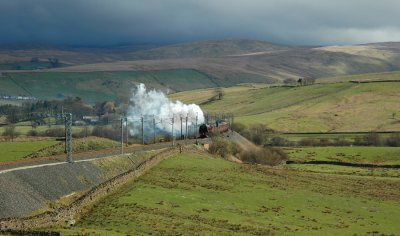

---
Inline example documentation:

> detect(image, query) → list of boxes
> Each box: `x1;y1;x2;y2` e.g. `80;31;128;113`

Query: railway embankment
0;146;197;230
0;146;183;226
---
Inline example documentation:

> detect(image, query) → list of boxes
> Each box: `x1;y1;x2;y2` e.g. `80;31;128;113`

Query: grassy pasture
57;153;400;235
0;136;118;162
0;69;217;102
170;78;400;132
284;146;400;165
0;61;66;70
0;140;59;162
319;70;400;83
0;124;89;136
26;136;119;158
279;133;362;142
287;164;400;178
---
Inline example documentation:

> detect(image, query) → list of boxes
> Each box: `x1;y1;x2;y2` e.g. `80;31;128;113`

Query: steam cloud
127;83;205;138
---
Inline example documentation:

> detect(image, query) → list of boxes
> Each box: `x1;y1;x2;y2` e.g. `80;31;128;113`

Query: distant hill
1;39;400;96
49;42;400;83
122;39;294;59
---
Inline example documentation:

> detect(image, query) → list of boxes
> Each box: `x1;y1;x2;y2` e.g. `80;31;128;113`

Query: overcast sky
1;0;400;46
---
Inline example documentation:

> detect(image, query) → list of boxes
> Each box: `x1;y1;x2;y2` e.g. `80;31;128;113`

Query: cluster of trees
233;123;276;145
295;133;400;147
2;125;18;141
354;133;400;147
47;58;61;68
200;87;224;105
234;122;400;147
2;124;119;142
208;136;288;166
0;97;91;124
283;77;316;86
31;57;61;68
0;97;127;125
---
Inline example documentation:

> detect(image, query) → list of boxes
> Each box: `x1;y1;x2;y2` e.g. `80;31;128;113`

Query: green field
0;124;89;136
0;140;59;162
278;132;394;143
26;136;120;158
0;61;67;70
56;153;400;235
287;164;400;178
0;69;218;102
319;70;400;83
170;76;400;132
284;146;400;165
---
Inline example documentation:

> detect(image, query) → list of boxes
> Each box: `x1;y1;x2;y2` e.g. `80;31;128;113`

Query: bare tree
30;57;39;63
214;87;224;100
297;78;303;86
283;78;296;85
48;58;60;68
2;125;19;141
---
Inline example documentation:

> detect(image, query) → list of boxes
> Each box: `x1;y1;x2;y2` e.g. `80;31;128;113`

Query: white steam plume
127;83;205;138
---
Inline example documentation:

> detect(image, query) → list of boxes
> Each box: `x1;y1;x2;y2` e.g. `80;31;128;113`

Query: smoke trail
127;83;205;138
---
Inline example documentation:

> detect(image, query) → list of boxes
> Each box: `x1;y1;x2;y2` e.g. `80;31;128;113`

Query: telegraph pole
180;116;183;140
185;115;188;140
141;116;144;145
171;115;175;146
153;116;156;144
65;113;73;163
195;113;198;141
120;118;124;154
125;117;129;147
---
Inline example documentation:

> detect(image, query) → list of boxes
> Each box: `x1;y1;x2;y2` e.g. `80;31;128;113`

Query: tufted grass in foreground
0;140;59;162
58;153;400;235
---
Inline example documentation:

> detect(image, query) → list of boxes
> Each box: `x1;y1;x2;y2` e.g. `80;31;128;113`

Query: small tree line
208;136;288;166
283;77;316;86
233;123;400;147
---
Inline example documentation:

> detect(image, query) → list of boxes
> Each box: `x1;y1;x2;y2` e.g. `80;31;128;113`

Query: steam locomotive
199;121;229;138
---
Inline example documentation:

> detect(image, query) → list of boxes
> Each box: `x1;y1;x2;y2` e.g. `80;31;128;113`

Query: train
199;121;230;138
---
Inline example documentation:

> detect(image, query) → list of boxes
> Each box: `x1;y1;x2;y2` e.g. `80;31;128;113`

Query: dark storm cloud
1;0;400;46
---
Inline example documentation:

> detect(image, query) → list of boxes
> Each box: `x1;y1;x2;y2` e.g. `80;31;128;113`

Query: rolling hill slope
170;72;400;132
0;69;219;102
1;39;400;84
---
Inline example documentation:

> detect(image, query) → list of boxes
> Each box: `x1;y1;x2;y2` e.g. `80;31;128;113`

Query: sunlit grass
57;153;400;235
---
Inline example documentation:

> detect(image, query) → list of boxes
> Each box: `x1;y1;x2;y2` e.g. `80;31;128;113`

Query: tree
214;87;224;100
297;78;303;86
48;58;60;68
297;77;316;86
2;125;19;141
283;78;296;85
30;57;39;63
304;77;316;85
6;107;19;123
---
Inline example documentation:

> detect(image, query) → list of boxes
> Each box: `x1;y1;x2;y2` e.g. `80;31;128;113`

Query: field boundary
349;80;400;83
282;131;400;135
0;228;59;236
286;160;400;168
